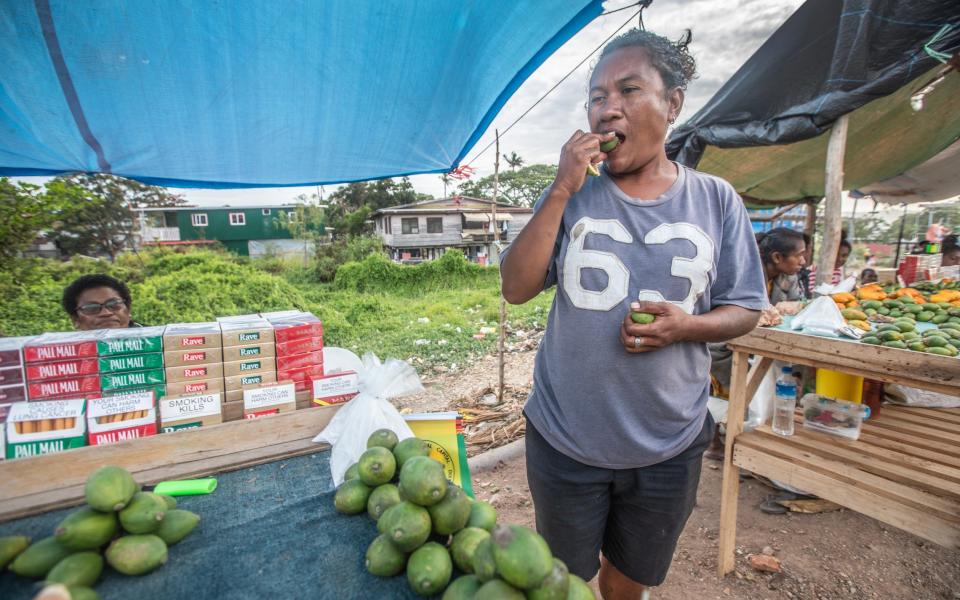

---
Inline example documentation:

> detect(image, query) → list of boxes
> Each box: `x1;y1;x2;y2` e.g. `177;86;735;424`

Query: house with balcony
136;205;324;256
371;196;533;264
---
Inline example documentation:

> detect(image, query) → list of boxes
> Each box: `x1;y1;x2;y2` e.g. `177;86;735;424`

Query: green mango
118;492;167;534
9;537;73;578
105;535;168;576
566;574;596;600
55;507;118;550
84;466;137;513
0;535;31;569
155;509;200;545
45;552;103;587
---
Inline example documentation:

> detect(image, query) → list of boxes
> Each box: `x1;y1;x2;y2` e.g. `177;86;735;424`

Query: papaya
878;331;903;342
527;558;570;600
9;537;73;578
889;310;903;318
467;501;497;531
393;438;432;469
847;320;871;331
105;535;168;576
428;483;472;535
442;575;484;600
451;527;491;573
490;524;554;590
860;336;880;345
334;479;372;515
882;340;907;349
368;483;402;521
155;509;200;545
344;463;360;482
905;304;924;315
474;579;525;600
406;542;452;597
55;507;118;550
367;429;399;451
365;533;406;577
861;300;883;310
917;311;935;322
883;299;902;309
378;501;432;552
925;335;949;348
878;307;891;315
841;309;868;321
933;313;950;324
892;321;915;333
399;456;448;507
472;537;497;582
0;535;30;569
925;347;954;356
118;492;167;534
84;466;137;513
567;574;597;599
45;552;103;587
908;342;927;352
358;446;397;487
864;308;877;316
901;331;921;341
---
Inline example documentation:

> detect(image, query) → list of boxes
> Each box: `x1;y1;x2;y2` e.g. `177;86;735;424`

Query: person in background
63;274;140;330
798;233;814;300
860;268;879;285
941;234;960;267
808;236;851;288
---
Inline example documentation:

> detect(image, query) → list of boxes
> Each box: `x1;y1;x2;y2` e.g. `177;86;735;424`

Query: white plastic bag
885;384;960;408
745;360;778;430
813;275;857;297
313;353;425;486
791;296;846;337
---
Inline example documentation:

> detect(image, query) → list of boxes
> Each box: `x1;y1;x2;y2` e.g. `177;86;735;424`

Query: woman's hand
620;301;695;353
552;130;617;198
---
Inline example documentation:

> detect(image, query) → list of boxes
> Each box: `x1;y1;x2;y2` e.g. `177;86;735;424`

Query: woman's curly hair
594;28;698;91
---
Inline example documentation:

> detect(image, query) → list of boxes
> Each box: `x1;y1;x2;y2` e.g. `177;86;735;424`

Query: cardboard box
0;367;25;387
224;371;277;392
0;336;31;368
0;385;28;403
165;377;224;397
6;399;86;459
163;323;222;351
24;332;98;363
163;347;223;367
311;371;360;406
87;390;157;445
243;382;296;419
102;383;167;401
276;350;323;371
159;392;223;432
222;343;276;363
98;353;164;374
219;318;275;347
217;313;264;323
275;335;323;357
222;358;274;378
267;312;323;344
26;358;99;382
100;368;165;392
96;326;165;356
165;362;224;383
28;375;100;400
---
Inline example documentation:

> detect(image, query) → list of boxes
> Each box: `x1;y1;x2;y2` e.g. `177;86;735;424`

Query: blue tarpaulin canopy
0;1;603;188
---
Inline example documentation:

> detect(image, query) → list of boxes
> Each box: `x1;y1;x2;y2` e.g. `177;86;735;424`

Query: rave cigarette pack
96;327;165;356
28;375;100;400
219;318;275;347
26;358;99;381
267;312;324;345
165;362;224;383
162;323;222;351
166;377;225;397
100;368;165;392
98;352;164;374
6;398;87;459
87;390;157;445
243;382;296;419
223;372;277;402
311;371;359;406
222;343;275;363
222;358;273;378
160;392;223;432
163;347;223;367
24;332;98;363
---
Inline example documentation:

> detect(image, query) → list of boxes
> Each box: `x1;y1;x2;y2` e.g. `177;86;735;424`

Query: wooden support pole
717;349;751;576
815;114;849;286
493;131;507;402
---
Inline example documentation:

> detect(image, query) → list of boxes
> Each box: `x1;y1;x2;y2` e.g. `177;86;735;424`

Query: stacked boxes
243;382;296;419
266;312;324;404
160;323;223;431
6;398;87;459
24;333;100;400
87;390;157;445
97;327;166;400
0;337;31;405
219;317;277;408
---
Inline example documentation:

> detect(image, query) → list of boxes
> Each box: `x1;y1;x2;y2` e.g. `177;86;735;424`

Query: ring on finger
634;336;642;349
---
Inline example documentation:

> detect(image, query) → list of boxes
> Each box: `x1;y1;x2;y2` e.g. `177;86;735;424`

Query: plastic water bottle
772;365;798;436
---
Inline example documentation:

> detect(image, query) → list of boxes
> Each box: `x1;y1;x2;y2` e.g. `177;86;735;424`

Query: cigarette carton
222;358;273;378
163;347;223;367
28;375;100;400
216;313;263;323
165;378;225;397
311;371;360;406
6;399;86;459
24;332;98;363
159;392;223;432
26;358;99;382
0;385;27;403
274;335;323;356
0;367;24;387
243;382;296;419
278;364;325;391
222;343;276;363
102;383;167;401
96;327;165;356
100;368;165;392
98;353;164;374
163;323;222;351
0;336;31;367
219;318;275;347
164;362;224;383
276;350;324;371
87;390;157;445
224;371;277;392
267;313;324;345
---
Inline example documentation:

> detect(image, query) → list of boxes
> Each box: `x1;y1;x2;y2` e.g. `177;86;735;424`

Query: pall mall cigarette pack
243;382;296;419
6;398;86;459
87;390;157;445
159;392;223;432
96;326;165;356
0;337;32;407
23;332;98;363
24;332;102;400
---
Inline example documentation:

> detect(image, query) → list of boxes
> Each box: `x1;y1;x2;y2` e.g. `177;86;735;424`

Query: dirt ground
397;347;960;600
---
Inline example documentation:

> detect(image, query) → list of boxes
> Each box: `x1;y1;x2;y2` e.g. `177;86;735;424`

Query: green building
137;205;322;256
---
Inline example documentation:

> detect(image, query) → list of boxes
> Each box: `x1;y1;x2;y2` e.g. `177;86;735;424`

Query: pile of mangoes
335;429;595;599
1;466;200;600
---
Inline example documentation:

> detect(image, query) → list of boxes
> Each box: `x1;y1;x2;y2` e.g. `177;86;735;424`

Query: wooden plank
737;435;960;521
743;357;774;409
927;407;960;419
752;426;960;500
856;428;960;467
864;417;960;444
873;408;960;434
718;350;749;576
733;442;960;549
0;406;339;522
882;405;960;427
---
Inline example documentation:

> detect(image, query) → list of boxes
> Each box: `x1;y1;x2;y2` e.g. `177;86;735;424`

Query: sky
19;0;810;207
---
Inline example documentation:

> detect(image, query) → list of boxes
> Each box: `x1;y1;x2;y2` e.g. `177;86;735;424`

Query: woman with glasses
62;274;140;330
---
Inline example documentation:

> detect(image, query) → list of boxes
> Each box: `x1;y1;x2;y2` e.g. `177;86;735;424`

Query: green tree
0;177;88;269
325;177;430;237
275;193;327;242
503;151;525;171
458;163;557;206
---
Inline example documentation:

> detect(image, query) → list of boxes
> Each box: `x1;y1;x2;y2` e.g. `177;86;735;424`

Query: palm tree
503;152;524;172
439;173;452;198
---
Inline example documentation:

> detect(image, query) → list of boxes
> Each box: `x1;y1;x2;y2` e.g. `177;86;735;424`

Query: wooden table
718;327;960;576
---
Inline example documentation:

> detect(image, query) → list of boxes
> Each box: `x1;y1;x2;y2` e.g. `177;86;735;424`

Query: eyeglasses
76;298;127;316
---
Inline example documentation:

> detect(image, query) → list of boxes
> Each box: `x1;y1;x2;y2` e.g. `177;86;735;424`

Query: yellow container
815;369;863;404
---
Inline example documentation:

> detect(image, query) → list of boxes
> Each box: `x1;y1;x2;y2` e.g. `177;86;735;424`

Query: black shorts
524;412;713;587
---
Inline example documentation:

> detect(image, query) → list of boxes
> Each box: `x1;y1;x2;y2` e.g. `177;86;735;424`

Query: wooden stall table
717;326;960;576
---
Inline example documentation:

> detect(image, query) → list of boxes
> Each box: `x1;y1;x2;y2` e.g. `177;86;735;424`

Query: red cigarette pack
26;358;100;382
28;375;101;400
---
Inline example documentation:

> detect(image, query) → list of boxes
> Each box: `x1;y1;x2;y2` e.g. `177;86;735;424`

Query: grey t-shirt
504;164;766;469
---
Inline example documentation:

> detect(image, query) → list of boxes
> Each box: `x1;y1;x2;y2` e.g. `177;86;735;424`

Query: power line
465;5;643;166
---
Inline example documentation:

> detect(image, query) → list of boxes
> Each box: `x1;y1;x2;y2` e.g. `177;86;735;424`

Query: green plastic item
153;478;218;496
